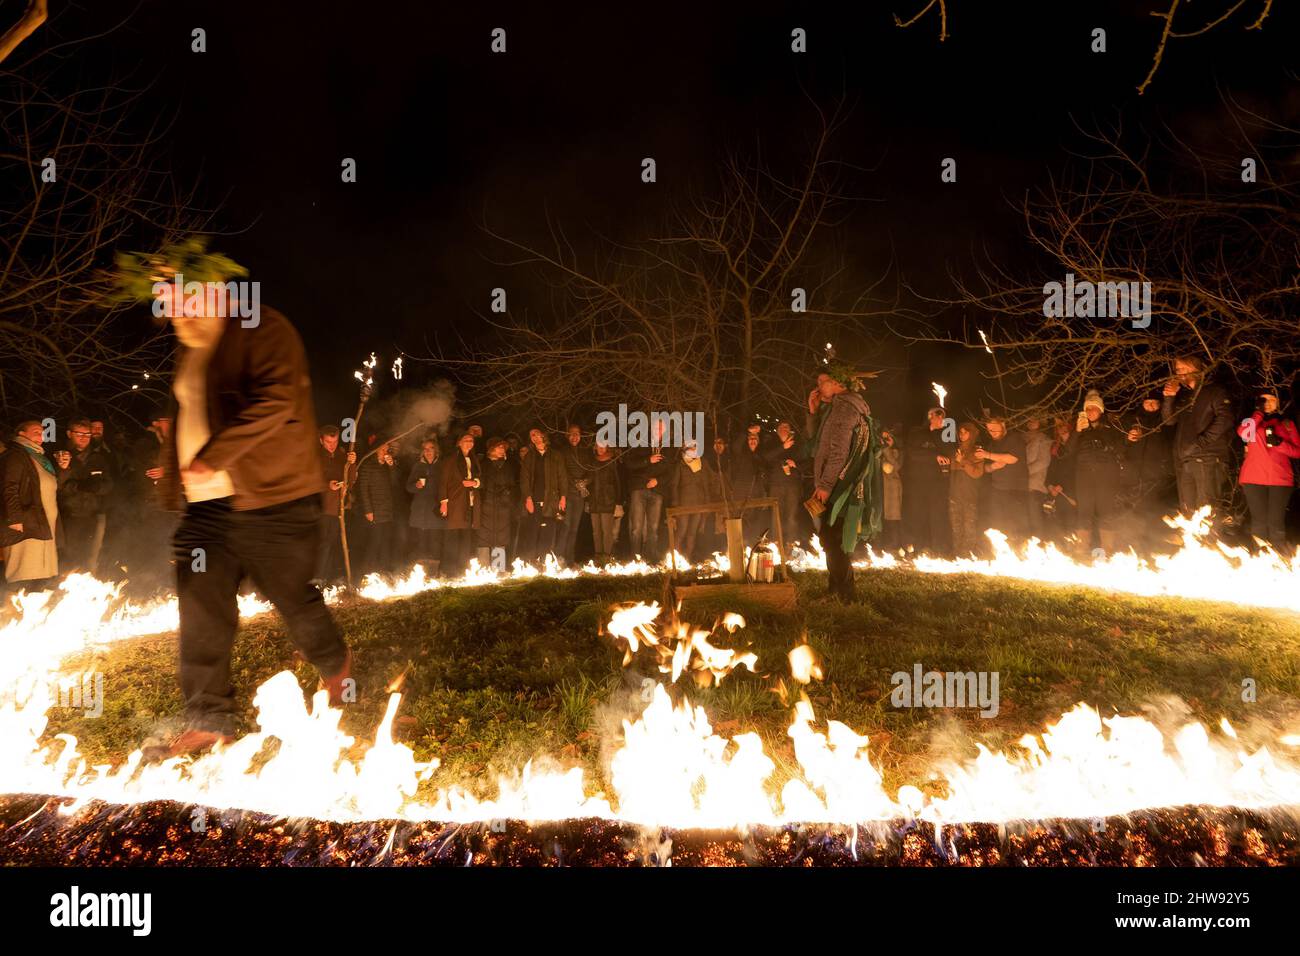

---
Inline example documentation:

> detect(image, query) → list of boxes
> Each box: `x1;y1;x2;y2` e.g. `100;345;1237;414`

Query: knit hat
1083;389;1105;413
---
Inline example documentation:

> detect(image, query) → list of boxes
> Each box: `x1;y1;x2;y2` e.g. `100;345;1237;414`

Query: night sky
35;0;1300;431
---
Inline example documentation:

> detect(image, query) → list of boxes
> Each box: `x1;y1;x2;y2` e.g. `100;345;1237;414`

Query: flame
789;644;824;684
2;518;1300;832
787;508;1300;615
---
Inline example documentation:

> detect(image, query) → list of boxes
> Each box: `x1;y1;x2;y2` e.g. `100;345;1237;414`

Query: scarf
16;436;54;476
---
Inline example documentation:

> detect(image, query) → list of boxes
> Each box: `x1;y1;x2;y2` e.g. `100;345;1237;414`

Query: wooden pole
338;395;370;590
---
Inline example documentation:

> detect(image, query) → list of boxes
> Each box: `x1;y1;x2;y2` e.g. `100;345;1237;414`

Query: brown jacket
161;306;324;512
1;445;54;546
440;452;481;530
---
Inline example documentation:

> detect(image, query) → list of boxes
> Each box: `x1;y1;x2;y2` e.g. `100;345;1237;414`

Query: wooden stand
666;498;797;612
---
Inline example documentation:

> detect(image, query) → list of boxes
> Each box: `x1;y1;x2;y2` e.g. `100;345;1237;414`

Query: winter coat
56;447;115;519
319;447;355;518
669;456;710;508
728;445;768;500
159;306;324;512
587;454;624;513
763;439;805;496
559;442;593;497
1046;435;1076;495
405;458;446;530
1238;412;1300;487
1162;380;1234;464
519;446;569;516
813;391;873;495
440;452;482;530
356;456;397;524
1;444;55;547
903;424;953;488
624;446;673;498
1068;419;1125;477
478;457;518;539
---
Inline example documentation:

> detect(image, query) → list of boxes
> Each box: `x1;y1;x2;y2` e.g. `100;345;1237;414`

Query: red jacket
1237;412;1300;486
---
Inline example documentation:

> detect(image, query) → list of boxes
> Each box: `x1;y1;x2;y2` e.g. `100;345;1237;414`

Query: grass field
45;568;1300;804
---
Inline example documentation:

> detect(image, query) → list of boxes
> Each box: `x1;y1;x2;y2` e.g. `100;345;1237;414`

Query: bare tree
892;0;1274;95
0;0;47;66
910;101;1300;419
0;22;206;416
419;107;896;431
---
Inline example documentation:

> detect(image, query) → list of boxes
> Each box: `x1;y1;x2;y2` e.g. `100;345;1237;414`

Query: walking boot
319;647;354;707
476;546;491;569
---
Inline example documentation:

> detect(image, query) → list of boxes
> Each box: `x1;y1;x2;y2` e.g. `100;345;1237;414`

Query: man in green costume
805;362;883;601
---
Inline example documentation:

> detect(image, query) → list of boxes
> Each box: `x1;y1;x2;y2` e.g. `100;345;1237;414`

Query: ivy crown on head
111;235;248;305
821;360;870;391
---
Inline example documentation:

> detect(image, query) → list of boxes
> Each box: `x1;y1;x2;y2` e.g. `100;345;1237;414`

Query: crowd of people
0;413;177;592
3;354;1299;595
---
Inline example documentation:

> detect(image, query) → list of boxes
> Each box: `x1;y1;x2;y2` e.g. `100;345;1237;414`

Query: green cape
810;398;885;553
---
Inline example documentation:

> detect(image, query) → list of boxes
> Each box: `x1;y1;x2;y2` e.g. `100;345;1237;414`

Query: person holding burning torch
115;238;352;757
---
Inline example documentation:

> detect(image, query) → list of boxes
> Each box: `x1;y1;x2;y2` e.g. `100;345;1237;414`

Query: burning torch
340;352;378;589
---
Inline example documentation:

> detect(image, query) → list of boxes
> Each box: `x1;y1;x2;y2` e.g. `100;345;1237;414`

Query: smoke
365;380;457;443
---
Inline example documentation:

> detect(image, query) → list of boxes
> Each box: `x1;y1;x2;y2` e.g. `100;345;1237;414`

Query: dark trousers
361;519;394;574
1176;456;1229;515
904;481;950;555
774;484;803;549
590;511;617;558
314;514;343;583
1075;466;1120;534
987;488;1027;541
411;527;443;564
518;508;559;563
60;513;101;572
558;489;586;564
823;508;855;599
1026;491;1047;541
173;495;347;735
1243;483;1292;552
675;512;705;561
442;528;473;573
628;489;664;559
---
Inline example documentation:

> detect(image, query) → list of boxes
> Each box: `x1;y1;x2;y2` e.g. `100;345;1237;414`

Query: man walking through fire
117;239;352;757
807;363;883;602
